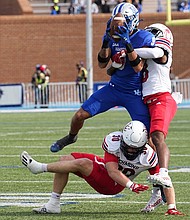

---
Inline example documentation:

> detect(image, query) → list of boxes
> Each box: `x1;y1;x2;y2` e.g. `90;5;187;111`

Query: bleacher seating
28;0;179;14
29;0;70;14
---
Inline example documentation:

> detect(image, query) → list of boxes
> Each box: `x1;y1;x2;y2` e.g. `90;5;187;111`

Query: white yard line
0;193;189;207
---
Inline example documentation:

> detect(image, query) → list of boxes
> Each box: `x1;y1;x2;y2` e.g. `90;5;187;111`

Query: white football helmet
145;23;173;52
112;3;139;32
121;121;148;160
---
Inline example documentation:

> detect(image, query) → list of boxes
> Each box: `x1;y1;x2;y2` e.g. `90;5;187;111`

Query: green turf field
0;109;190;220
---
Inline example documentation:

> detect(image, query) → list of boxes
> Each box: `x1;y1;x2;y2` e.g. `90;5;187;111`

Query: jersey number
142;62;149;83
118;166;135;177
111;135;121;142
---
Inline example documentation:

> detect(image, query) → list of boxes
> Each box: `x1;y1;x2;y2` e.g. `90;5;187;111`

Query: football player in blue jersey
50;2;155;153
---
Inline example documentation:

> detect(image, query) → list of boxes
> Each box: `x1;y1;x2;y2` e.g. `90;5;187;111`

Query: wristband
126;180;133;189
126;43;134;53
98;54;110;63
101;40;109;49
129;55;142;67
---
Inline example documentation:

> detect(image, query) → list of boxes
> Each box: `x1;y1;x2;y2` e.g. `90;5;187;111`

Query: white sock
168;204;176;210
51;192;61;199
47;192;61;206
42;164;48;172
159;168;169;176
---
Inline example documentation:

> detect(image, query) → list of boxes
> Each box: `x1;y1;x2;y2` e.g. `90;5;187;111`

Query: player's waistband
144;92;170;104
109;82;142;95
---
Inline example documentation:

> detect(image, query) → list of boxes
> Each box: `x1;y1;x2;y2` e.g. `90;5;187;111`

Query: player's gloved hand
126;181;149;194
102;17;112;48
116;25;130;44
115;24;134;53
112;49;126;68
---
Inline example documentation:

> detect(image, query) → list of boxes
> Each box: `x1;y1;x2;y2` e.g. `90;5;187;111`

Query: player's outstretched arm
106;161;149;194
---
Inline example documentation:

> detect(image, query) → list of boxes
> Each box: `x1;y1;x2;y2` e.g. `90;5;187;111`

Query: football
110;12;125;40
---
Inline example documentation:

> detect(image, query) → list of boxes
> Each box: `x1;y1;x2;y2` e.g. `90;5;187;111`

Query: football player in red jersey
21;121;184;216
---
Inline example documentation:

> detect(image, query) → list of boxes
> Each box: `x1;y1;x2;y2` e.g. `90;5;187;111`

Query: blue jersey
82;29;154;132
109;29;155;93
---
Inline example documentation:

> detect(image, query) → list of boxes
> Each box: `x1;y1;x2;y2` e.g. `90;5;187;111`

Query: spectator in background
51;1;61;15
72;0;84;14
68;2;75;14
157;0;163;12
92;0;99;13
54;3;61;14
31;64;46;108
40;64;51;106
101;0;111;13
51;5;58;15
179;0;190;12
138;0;143;12
76;61;88;103
132;0;142;13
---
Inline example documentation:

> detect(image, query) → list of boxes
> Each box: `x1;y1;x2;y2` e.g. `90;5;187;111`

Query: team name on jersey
119;159;139;169
134;89;141;96
112;42;119;47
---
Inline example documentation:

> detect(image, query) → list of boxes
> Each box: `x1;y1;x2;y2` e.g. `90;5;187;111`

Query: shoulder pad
102;131;122;154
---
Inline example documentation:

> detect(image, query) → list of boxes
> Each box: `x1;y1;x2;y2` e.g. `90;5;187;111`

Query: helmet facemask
123;11;139;32
112;3;139;32
120;120;148;160
145;26;164;38
120;136;145;160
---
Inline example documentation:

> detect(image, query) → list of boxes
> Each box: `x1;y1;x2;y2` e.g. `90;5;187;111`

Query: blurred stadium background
0;0;189;109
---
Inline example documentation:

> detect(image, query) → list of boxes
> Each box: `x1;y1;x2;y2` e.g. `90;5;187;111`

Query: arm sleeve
104;151;118;163
134;47;164;59
148;164;160;175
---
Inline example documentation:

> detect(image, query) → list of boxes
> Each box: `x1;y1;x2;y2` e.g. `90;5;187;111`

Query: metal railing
23;82;87;108
171;78;190;103
23;79;190;108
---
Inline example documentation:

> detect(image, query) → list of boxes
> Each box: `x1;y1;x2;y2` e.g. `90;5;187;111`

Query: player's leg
33;156;93;214
147;94;177;187
50;107;91;152
151;130;170;171
141;185;165;213
50;84;117;152
21;152;94;214
163;187;185;215
123;93;150;132
20;151;93;175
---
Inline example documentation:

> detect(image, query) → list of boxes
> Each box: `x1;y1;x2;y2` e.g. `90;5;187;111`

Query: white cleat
33;204;61;214
141;187;165;213
20;151;43;174
147;174;172;188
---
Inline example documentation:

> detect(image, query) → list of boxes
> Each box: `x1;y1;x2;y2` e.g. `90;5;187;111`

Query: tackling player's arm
135;47;168;64
104;151;149;194
105;155;131;187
